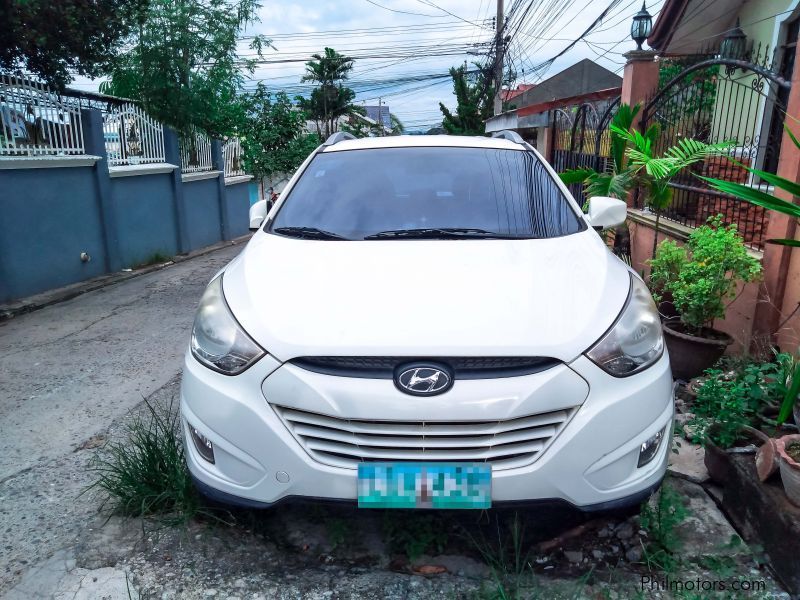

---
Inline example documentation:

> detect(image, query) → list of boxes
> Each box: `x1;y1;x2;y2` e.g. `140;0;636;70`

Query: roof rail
323;131;357;146
491;130;524;144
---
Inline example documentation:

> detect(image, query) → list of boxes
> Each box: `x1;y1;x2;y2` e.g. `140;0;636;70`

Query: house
500;83;535;106
484;59;622;157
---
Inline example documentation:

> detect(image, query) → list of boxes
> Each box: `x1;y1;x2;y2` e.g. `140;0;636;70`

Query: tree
389;113;405;135
0;0;148;89
439;64;494;136
239;85;319;181
101;0;268;137
299;48;357;138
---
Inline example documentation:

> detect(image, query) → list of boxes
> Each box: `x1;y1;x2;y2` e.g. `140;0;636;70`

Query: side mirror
249;199;268;231
586;196;627;229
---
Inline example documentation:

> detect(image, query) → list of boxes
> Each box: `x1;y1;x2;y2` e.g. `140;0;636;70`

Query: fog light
189;423;215;464
637;429;664;468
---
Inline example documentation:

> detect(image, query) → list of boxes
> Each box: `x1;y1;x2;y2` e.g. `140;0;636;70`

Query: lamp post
720;19;748;61
631;2;653;51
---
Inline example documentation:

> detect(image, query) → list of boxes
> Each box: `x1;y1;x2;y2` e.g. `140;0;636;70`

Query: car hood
222;230;631;363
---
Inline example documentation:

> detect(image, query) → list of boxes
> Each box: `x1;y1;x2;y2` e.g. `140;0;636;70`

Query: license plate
357;462;491;509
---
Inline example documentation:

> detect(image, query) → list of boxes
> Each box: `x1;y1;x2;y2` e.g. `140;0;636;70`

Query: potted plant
649;216;762;380
775;434;800;506
687;366;769;483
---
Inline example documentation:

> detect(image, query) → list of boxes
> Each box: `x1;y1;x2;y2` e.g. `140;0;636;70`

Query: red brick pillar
752;40;800;344
621;50;660;132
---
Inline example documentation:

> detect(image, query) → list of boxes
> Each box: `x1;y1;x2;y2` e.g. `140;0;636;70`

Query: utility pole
493;0;504;116
378;96;384;137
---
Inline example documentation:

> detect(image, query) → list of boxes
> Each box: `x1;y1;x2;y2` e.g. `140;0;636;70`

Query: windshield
269;146;584;240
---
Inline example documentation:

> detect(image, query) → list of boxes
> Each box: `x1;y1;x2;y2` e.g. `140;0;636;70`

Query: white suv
181;132;673;511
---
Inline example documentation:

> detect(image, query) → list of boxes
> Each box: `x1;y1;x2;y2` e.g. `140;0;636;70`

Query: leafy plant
240;86;320;181
439;63;495;136
688;368;757;448
101;0;269;137
88;399;199;522
560;103;732;253
650;215;761;332
639;479;689;573
297;47;358;139
648;239;687;301
702;126;800;248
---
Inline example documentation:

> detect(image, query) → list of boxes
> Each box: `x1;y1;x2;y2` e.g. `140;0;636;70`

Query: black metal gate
639;46;791;250
550;97;620;206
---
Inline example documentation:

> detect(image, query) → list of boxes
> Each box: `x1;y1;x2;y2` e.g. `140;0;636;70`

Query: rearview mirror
586;196;627;230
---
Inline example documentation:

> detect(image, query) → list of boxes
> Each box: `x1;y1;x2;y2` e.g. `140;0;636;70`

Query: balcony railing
0;74;85;157
223;137;245;177
180;130;213;173
102;103;165;167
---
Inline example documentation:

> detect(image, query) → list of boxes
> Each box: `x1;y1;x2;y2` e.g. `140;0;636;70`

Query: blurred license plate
357;462;491;509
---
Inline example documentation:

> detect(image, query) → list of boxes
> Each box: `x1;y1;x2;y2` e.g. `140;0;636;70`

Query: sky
72;0;665;132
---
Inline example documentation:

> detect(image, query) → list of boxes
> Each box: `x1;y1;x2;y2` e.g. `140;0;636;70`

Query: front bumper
180;350;674;509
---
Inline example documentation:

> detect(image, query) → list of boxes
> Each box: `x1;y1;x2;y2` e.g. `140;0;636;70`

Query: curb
0;235;251;322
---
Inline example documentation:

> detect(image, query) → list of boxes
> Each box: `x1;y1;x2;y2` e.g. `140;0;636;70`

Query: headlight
191;275;265;375
586;274;664;376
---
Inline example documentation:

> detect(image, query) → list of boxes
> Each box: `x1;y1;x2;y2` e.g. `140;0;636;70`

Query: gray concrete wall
0;107;251;303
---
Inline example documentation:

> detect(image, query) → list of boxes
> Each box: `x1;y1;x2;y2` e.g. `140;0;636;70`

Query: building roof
513;59;621;108
501;83;535;102
648;0;746;54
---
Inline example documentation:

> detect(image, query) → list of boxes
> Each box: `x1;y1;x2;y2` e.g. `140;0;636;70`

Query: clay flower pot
775;434;800;507
662;322;732;381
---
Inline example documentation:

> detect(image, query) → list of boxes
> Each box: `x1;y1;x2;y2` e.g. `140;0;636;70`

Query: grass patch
88;399;200;524
382;512;450;560
136;252;172;268
638;478;689;573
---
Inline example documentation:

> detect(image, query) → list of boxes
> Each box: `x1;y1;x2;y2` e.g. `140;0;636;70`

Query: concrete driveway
0;242;241;593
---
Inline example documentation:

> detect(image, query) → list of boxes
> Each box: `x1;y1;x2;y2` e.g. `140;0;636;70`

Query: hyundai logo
394;363;453;396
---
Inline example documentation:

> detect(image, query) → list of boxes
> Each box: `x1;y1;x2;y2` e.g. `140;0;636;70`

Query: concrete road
0;242;241;482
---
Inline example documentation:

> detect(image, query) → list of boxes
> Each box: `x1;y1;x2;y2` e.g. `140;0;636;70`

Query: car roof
320;134;527;153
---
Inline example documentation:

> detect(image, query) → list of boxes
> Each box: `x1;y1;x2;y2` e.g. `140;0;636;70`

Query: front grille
272;405;575;470
290;356;561;379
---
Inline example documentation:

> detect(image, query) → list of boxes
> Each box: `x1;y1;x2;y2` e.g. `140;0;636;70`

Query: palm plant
301;48;356;138
701;126;800;248
560;103;733;257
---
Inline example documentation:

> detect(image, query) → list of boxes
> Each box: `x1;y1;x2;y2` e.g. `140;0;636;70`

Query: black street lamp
720;18;748;61
631;2;653;51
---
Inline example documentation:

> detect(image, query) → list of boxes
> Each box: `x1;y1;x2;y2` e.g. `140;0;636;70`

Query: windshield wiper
273;226;349;241
364;227;518;240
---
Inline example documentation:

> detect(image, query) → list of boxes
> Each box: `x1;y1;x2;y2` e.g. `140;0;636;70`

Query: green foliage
703;126;800;247
240;86;320;180
651;215;761;331
0;0;148;89
297;47;357;139
657;59;719;117
102;0;267;137
439;64;495;136
382;512;449;560
138;251;172;267
559;103;730;232
639;479;689;573
648;239;687;300
88;400;199;522
688;369;758;448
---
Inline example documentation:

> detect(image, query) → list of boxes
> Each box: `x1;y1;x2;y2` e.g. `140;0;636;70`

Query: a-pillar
752;39;800;345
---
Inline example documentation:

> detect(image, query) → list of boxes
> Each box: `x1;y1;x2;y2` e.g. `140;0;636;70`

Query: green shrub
88;400;199;522
650;215;761;332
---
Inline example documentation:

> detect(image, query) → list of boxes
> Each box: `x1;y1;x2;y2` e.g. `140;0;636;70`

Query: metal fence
180;130;213;173
223;137;245;177
0;73;85;157
102;103;165;167
639;45;790;250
